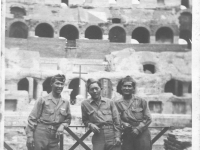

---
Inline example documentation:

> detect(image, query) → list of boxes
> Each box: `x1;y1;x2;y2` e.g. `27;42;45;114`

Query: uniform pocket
87;110;95;115
132;107;143;120
101;110;111;115
60;109;68;116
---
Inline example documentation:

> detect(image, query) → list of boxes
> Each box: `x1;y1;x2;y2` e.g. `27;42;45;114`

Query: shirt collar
48;92;64;104
89;96;106;104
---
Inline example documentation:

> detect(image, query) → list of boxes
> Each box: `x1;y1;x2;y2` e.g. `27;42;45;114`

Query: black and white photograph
1;0;200;150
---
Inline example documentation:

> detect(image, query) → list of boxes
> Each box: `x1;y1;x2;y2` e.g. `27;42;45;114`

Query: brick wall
5;37;66;58
5;38;188;59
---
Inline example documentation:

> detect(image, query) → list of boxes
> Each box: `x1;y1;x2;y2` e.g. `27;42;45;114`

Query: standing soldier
81;78;121;150
26;74;71;150
115;76;152;150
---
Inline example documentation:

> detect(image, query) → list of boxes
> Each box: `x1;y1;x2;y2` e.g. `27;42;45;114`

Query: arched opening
35;23;54;38
164;79;183;96
68;78;86;105
109;26;126;43
188;82;192;93
112;18;121;23
60;25;79;40
10;7;26;18
116;79;136;95
99;78;112;98
149;101;162;114
181;0;189;8
143;64;155;74
9;22;28;39
61;0;68;5
157;0;165;5
85;26;102;39
18;78;29;91
43;77;52;94
132;27;150;43
180;29;191;49
179;12;192;31
156;27;174;44
60;25;79;47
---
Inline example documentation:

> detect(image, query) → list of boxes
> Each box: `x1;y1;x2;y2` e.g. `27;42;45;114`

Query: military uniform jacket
26;92;71;138
81;97;121;138
115;96;152;133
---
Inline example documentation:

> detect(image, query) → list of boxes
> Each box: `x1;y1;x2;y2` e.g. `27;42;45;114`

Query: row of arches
9;22;191;45
17;77;191;105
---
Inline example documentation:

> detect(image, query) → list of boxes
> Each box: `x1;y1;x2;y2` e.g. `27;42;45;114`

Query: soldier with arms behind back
26;74;71;150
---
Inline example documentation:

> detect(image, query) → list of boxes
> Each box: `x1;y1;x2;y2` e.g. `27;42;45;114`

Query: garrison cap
51;74;66;84
86;78;101;90
121;76;135;85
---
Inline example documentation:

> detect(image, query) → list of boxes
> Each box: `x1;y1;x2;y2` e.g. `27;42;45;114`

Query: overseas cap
51;74;66;84
86;78;101;90
121;75;134;84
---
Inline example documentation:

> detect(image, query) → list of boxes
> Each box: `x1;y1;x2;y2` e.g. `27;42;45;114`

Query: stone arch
109;26;126;43
112;18;121;23
18;78;29;91
98;78;112;98
143;64;155;74
9;21;28;39
35;23;54;38
156;27;174;44
149;101;162;114
181;0;189;8
179;29;191;49
10;6;26;18
164;79;183;96
43;77;52;94
59;24;79;40
132;27;150;43
61;0;68;5
68;78;86;105
85;25;103;39
116;78;136;95
179;12;192;30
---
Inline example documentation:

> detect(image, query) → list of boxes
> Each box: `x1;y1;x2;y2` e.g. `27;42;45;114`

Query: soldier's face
88;83;101;100
121;81;134;96
51;79;64;94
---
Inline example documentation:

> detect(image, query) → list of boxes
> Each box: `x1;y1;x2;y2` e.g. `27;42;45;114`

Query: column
36;80;43;99
150;36;156;44
27;77;34;99
182;82;190;96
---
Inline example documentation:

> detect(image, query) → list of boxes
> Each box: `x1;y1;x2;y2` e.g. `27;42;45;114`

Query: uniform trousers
122;127;152;150
33;124;60;150
92;127;121;150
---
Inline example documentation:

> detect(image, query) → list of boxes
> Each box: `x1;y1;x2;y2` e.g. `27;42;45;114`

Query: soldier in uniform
115;76;152;150
26;74;71;150
81;78;121;150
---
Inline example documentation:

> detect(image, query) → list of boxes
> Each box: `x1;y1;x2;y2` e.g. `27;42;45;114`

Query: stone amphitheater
4;0;192;149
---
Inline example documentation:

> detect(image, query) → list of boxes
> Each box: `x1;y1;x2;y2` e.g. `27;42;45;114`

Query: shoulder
81;99;90;106
115;97;124;103
134;96;147;105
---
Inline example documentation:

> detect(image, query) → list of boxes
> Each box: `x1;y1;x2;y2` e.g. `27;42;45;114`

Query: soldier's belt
98;125;114;129
37;123;58;131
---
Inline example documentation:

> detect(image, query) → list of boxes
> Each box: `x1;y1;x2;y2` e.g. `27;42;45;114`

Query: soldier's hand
122;122;131;128
56;124;64;138
26;137;34;149
114;137;121;146
89;123;100;133
131;128;139;138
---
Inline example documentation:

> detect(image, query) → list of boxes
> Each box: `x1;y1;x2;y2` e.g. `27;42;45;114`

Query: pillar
150;36;156;44
182;82;190;96
126;35;131;43
27;77;34;99
36;80;43;99
174;36;179;44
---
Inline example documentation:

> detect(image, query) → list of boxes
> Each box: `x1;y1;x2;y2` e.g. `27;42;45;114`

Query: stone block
117;0;132;7
69;0;85;5
92;0;109;7
165;0;181;7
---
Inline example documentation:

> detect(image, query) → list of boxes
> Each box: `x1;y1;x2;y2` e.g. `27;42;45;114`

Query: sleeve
81;102;91;127
136;99;152;133
61;101;72;128
111;101;121;138
25;97;43;138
